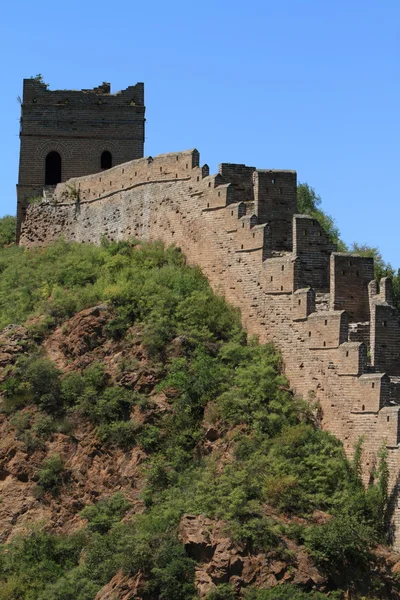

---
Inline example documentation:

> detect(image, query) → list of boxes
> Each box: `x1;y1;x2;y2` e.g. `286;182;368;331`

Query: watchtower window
101;151;112;170
45;151;62;185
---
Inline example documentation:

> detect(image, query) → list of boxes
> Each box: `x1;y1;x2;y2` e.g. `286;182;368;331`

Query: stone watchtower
16;78;145;239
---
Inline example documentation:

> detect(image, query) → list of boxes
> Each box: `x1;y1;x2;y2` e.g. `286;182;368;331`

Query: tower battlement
16;78;145;240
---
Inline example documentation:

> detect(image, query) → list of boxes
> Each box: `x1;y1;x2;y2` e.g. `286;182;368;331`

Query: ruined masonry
17;78;145;240
16;83;400;549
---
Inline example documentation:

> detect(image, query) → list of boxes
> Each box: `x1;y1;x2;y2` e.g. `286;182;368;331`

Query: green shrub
82;361;107;391
37;573;100;600
97;420;137;448
305;513;375;571
0;527;85;599
0;373;35;413
35;454;65;495
20;431;45;454
229;516;279;552
0;215;16;246
149;538;196;599
12;355;62;412
80;493;131;534
10;411;32;435
33;414;57;439
145;455;175;497
244;586;337;599
60;372;86;406
138;424;161;452
206;585;236;600
105;314;129;339
80;386;133;425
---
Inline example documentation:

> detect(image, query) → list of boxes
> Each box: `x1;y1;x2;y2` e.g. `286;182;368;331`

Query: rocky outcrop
0;324;30;375
95;570;148;600
179;515;325;597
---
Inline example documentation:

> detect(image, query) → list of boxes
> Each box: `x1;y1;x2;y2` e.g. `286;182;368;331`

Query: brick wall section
306;311;348;350
218;163;255;204
371;304;400;375
292;288;315;321
330;253;374;322
253;170;297;251
17;78;145;239
293;215;337;291
19;148;400;550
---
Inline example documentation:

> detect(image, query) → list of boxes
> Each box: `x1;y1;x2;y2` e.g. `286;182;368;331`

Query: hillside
0;238;399;599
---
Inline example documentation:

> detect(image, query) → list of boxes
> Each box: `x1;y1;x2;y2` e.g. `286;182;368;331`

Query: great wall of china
18;147;400;548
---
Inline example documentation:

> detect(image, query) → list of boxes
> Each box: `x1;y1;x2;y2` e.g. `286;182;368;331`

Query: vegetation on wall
297;183;344;250
0;237;394;599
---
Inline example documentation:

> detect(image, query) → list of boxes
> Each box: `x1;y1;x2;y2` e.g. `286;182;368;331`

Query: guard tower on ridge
16;77;145;239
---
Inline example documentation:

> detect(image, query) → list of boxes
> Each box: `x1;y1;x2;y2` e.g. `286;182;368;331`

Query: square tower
16;77;145;239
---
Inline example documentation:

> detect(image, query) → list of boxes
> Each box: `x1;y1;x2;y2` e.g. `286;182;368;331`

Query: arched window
45;151;62;185
101;151;112;170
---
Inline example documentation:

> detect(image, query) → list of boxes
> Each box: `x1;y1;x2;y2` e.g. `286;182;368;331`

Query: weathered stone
17;143;400;549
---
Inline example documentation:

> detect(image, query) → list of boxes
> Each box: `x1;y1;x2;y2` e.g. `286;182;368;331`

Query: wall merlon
235;221;268;254
218;163;255;204
201;164;210;178
292;215;336;291
370;303;400;375
336;342;367;376
293;215;336;255
306;310;348;349
330;253;374;322
389;379;400;404
252;170;297;251
353;373;390;413
202;173;224;190
263;255;296;294
292;287;315;321
377;405;400;448
378;277;394;306
204;183;234;210
226;202;246;225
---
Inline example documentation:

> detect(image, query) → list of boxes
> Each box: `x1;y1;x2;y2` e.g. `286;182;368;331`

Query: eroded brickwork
19;148;400;548
17;78;145;240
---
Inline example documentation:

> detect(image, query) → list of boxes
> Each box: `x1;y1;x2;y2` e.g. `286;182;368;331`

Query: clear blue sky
1;0;399;266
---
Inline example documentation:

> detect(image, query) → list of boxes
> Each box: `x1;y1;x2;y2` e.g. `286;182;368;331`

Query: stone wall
17;78;145;240
19;148;400;549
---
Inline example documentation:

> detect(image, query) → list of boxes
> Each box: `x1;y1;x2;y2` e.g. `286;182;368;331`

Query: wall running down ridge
19;149;400;548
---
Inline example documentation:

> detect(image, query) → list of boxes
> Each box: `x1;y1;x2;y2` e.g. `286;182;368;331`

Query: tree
349;242;394;279
349;242;400;309
0;215;16;246
296;183;346;250
296;185;400;308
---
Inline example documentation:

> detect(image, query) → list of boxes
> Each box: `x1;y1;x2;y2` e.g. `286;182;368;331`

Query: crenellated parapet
51;149;202;205
18;148;400;548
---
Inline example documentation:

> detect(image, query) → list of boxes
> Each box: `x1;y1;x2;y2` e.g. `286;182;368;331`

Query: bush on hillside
0;239;391;598
35;453;65;495
80;493;131;534
0;215;16;246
